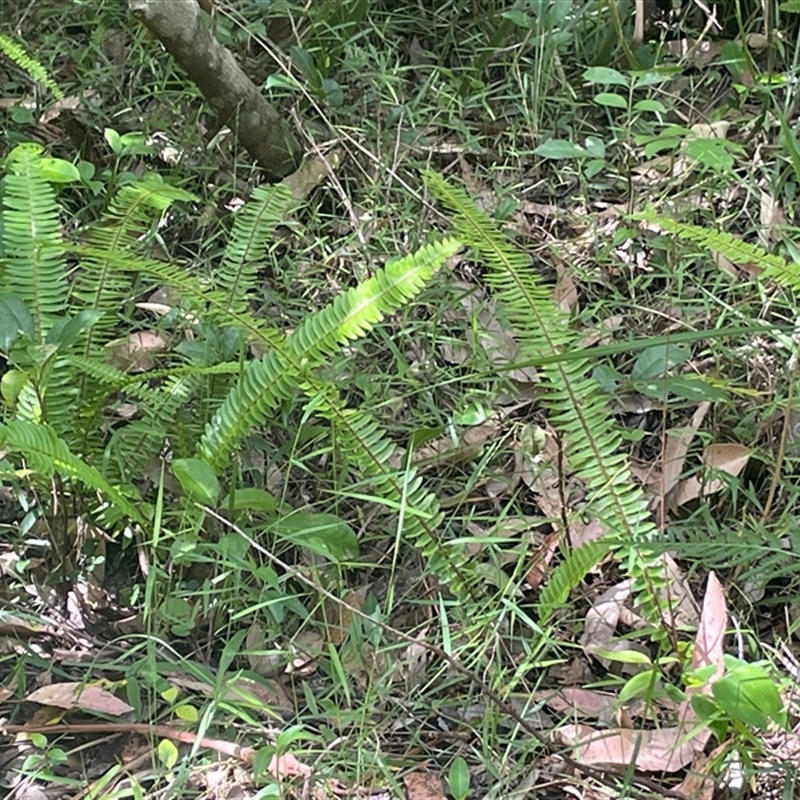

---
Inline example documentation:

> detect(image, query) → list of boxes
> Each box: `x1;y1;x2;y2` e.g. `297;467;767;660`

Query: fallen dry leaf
691;571;726;681
539;687;618;723
403;771;447;800
569;518;607;549
526;531;560;590
672;571;728;760
672;443;750;506
760;190;786;247
268;751;312;779
27;682;134;716
659;553;701;629
412;419;503;471
660;402;712;497
579;580;631;656
554;265;579;313
674;751;717;800
0;612;53;637
108;331;169;373
245;621;283;677
557;723;700;772
441;284;537;382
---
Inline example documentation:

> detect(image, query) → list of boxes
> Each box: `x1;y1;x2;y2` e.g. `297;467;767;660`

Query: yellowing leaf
158;738;179;769
174;704;198;722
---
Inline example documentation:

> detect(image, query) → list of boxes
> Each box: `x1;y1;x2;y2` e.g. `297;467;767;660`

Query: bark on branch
128;0;302;181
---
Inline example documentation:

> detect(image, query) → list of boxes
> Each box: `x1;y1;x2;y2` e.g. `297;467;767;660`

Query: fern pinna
425;172;671;630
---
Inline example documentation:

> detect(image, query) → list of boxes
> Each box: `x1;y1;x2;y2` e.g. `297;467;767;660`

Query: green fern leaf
0;33;64;100
0;420;146;524
426;172;666;629
301;379;472;598
198;237;461;468
539;540;612;623
73;181;196;347
1;144;69;339
215;184;293;311
637;211;799;290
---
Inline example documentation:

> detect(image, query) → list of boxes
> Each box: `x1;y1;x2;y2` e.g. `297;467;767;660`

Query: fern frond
426;173;665;627
102;373;207;480
0;33;64;100
67;243;284;348
301;379;473;599
74;181;196;347
637;211;799;290
215;184;293;312
198;238;461;468
538;539;612;621
1;144;68;340
0;420;146;525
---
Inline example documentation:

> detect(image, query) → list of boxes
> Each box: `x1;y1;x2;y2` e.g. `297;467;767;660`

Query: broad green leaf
0;294;34;348
118;131;152;156
583;66;629;87
37;158;80;183
46;310;104;348
644;137;681;157
157;739;179;769
160;686;179;705
619;670;657;703
502;9;537;29
448;756;470;800
159;596;193;624
638;376;728;403
584;136;606;158
584;159;606;178
593;363;621;392
631;344;689;382
684;138;737;172
172;458;220;504
713;660;786;730
690;694;722;723
534;139;589;160
322;78;344;108
631;70;676;89
409;426;446;448
1;370;28;407
266;73;300;90
270;511;358;562
594;92;628;109
225;487;281;514
633;99;667;114
720;40;747;78
252;746;277;778
104;128;123;154
290;45;321;87
275;724;315;749
591;647;652;666
174;704;198;722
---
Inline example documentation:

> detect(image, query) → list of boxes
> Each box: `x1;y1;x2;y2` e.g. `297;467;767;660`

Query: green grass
1;1;800;798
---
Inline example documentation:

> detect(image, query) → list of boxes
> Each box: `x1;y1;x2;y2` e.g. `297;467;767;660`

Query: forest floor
2;2;800;799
